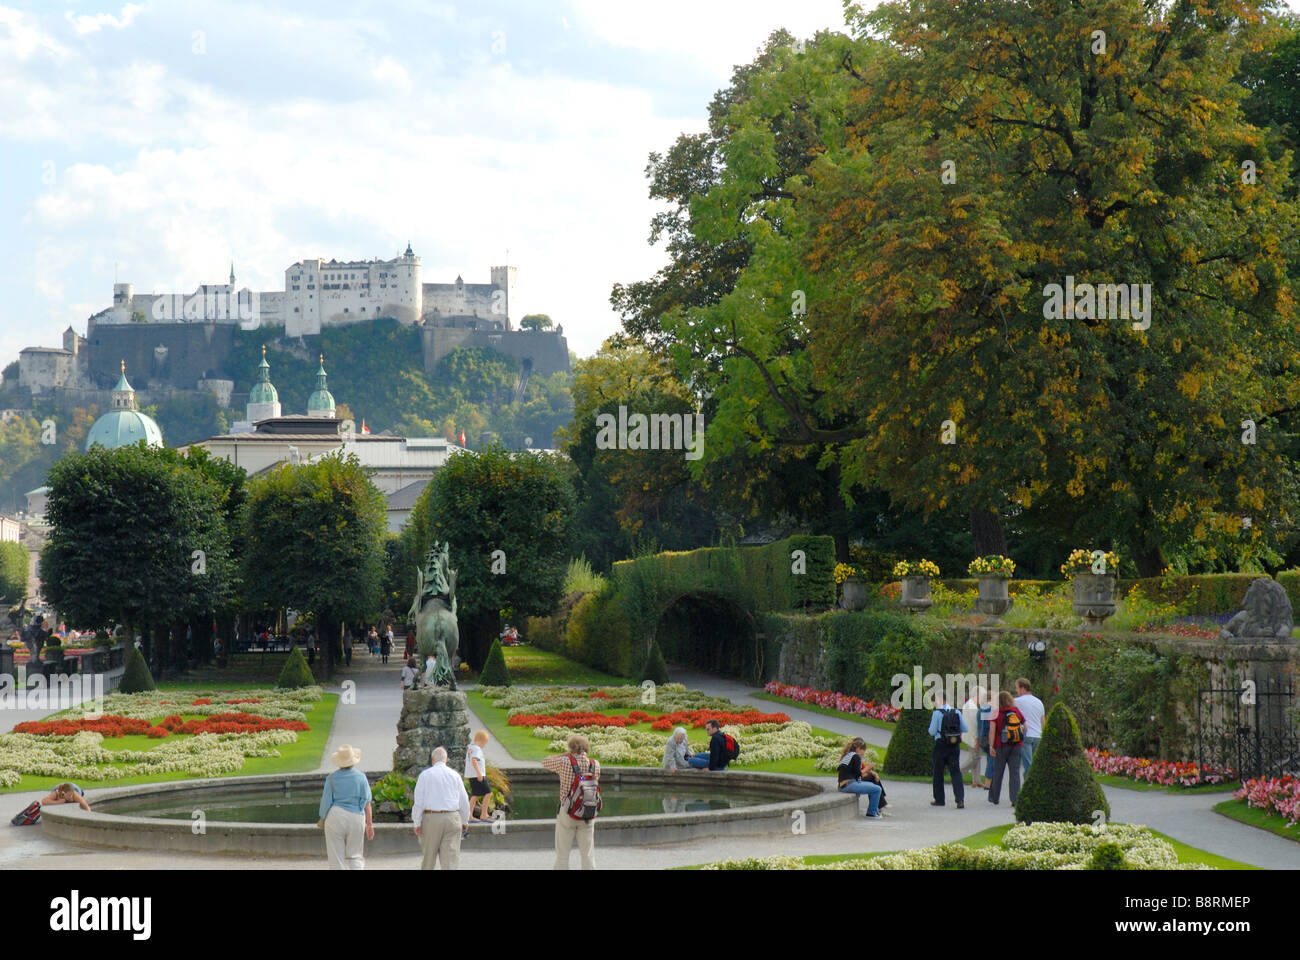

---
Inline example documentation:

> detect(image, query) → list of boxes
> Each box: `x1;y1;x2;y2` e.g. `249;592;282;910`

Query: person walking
319;744;374;870
343;631;353;667
541;734;601;869
961;686;988;789
928;690;967;808
368;625;379;655
465;730;493;821
412;746;471;870
1013;677;1046;779
836;737;883;818
988;690;1027;805
380;629;392;665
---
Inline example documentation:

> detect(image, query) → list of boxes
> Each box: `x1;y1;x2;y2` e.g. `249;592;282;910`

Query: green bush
1015;702;1109;825
562;556;606;595
275;645;315;689
0;541;27;605
478;639;511;686
119;644;156;694
1118;573;1261;615
883;708;934;776
1087;843;1128;870
639;638;669;685
1274;569;1300;614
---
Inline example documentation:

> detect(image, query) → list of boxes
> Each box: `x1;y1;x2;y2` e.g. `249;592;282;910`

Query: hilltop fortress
15;248;569;407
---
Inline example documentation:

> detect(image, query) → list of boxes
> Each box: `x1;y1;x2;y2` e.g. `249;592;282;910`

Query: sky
0;0;856;367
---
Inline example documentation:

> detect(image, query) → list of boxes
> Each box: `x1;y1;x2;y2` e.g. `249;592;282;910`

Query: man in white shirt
412;746;472;870
1013;677;1046;779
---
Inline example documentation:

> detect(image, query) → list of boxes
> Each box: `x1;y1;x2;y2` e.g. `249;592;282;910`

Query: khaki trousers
554;812;595;870
418;811;462;870
324;806;365;870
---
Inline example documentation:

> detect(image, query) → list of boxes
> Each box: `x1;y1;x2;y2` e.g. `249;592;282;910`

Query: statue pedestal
393;687;471;777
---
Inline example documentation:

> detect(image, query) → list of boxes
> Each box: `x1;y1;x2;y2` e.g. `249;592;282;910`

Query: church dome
85;410;164;450
306;355;336;417
85;362;163;450
249;347;279;405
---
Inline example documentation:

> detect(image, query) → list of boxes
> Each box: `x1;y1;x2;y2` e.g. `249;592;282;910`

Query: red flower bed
1233;775;1300;826
225;697;261;704
191;698;212;705
15;715;155;738
14;712;308;738
145;726;170;738
648;710;790;730
171;712;309;735
589;691;610;699
1085;748;1235;787
507;711;653;728
763;682;900;722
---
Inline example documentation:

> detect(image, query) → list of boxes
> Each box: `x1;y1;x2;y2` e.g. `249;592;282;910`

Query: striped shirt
541;753;601;802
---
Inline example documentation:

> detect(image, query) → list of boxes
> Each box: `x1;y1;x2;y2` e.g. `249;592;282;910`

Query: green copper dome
249;346;279;405
306;355;336;415
85;362;164;450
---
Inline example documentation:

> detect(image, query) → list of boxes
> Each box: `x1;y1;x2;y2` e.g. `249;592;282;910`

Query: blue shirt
928;705;969;740
319;767;373;817
977;705;993;743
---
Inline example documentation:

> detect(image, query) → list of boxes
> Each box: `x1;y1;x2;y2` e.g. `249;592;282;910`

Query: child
423;653;438;687
464;730;492;821
399;657;417;690
42;782;91;812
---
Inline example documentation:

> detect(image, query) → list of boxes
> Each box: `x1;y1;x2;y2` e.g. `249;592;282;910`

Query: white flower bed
57;687;322;723
481;683;735;718
702;823;1207;870
0;728;299;782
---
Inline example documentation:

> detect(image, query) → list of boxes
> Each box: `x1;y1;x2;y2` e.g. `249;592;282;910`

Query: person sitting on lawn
686;719;734;771
42;782;91;812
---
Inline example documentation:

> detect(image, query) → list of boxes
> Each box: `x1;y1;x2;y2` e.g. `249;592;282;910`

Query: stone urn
840;577;868;612
974;577;1013;621
1072;574;1117;628
899;575;933;614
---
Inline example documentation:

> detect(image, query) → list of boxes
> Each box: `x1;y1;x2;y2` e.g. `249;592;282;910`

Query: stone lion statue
1219;578;1293;643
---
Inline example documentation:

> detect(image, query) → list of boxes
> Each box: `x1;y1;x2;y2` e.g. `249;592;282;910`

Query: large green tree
242;451;386;676
404;445;574;669
40;444;235;667
802;0;1300;575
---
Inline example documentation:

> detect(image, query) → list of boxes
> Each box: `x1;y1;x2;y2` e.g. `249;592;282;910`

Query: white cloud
65;3;143;36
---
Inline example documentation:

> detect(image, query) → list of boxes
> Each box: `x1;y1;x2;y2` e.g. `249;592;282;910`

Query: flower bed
1085;748;1234;787
1233;776;1300;826
507;711;655;728
763;682;900;722
702;823;1200;870
55;687;319;723
481;683;738;718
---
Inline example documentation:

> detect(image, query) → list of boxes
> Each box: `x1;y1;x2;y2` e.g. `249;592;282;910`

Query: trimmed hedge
478;639;511;686
119;645;156;694
882;708;933;776
639;638;669;685
1015;702;1109;826
936;579;1058;595
275;646;315;689
1118;573;1263;615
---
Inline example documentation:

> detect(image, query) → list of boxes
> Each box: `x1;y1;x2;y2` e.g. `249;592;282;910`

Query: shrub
883;708;933;776
562;556;606;595
1015;702;1109;825
478;639;511;686
275;646;315;689
118;645;157;694
639;638;669;685
1087;843;1128;870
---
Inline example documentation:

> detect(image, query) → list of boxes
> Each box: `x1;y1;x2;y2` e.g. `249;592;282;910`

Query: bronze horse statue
408;542;460;689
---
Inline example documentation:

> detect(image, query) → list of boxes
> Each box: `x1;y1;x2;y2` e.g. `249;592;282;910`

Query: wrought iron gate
1197;679;1299;779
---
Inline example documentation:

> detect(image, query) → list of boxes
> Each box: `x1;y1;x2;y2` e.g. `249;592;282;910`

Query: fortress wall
85;321;237;388
420;326;569;378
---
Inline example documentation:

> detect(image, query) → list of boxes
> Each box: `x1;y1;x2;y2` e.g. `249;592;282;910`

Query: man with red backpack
686;719;739;770
541;733;602;869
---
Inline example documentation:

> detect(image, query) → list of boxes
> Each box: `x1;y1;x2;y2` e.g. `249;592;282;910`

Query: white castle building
94;246;518;338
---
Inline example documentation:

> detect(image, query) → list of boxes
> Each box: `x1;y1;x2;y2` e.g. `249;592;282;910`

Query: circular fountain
40;767;856;856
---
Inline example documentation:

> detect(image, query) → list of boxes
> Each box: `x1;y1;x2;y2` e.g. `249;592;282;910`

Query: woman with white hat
319;744;374;869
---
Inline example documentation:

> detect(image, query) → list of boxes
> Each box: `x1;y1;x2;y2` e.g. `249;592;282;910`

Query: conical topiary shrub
1014;701;1109;825
882;707;933;775
276;645;316;689
478;638;511;686
639;639;669;685
118;644;156;694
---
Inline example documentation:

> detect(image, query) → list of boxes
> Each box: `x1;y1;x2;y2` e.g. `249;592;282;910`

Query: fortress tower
489;265;517;329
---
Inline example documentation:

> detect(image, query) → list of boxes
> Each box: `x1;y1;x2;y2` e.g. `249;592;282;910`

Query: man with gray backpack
541;733;602;869
927;689;968;808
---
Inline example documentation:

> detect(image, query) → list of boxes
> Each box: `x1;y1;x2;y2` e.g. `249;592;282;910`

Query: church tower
306;354;337;418
246;345;282;423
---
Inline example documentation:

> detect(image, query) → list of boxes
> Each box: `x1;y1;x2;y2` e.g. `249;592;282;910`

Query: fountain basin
40;767;856;856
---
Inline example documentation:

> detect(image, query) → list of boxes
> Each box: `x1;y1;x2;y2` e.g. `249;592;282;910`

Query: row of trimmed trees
38;441;578;678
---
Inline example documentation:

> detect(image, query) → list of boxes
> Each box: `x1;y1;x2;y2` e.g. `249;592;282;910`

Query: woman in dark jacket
836;737;884;818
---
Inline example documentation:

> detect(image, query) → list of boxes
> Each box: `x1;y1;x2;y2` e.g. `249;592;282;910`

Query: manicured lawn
1213;798;1300;844
0;693;339;794
466;689;865;775
766;823;1256;870
1095;773;1241;794
494;646;628;685
751;691;897;734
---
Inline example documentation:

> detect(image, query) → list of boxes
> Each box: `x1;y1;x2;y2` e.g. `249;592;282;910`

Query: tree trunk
970;508;1008;556
1131;544;1166;579
833;532;850;564
464;611;499;672
320;617;337;680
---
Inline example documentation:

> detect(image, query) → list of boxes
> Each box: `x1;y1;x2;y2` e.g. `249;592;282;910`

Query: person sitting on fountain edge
686;719;736;771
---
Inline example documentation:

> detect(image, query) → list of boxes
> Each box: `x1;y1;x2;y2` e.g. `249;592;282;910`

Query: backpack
722;733;740;761
1002;710;1025;745
565;755;602;822
940;707;962;745
11;801;40;826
